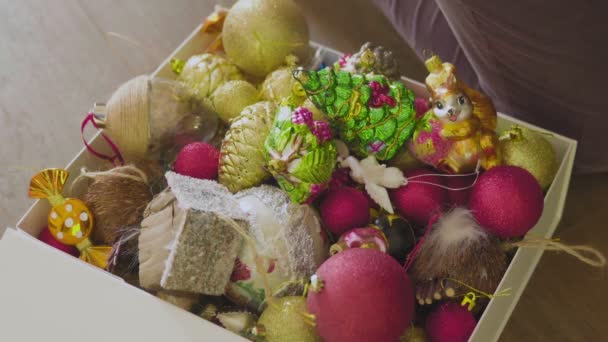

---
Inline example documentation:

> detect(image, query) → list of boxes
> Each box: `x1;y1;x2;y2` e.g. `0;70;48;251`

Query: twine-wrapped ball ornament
499;125;558;190
93;76;194;161
222;0;310;77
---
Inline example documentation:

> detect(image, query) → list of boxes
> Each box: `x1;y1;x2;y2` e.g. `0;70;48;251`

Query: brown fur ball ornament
410;208;507;305
80;165;154;245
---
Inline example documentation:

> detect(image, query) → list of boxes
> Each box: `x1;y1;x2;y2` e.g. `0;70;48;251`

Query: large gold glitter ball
210;80;259;123
222;0;310;77
499;125;558;190
256;296;320;342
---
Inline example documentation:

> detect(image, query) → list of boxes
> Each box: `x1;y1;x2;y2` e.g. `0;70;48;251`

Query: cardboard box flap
0;228;246;342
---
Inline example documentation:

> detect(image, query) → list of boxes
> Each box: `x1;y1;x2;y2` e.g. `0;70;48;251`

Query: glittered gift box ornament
138;172;246;295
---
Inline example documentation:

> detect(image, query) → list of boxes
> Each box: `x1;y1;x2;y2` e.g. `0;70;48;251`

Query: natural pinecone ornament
294;67;417;161
219;102;276;193
341;42;400;80
264;106;336;203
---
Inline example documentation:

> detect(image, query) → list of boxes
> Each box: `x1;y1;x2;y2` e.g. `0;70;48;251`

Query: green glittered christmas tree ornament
293;67;417;161
264;106;337;204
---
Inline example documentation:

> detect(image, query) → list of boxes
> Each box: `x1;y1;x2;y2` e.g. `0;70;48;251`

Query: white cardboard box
1;23;576;342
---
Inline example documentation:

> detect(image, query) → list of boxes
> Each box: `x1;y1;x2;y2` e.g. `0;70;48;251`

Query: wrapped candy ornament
219;101;276;193
340;42;400;80
222;0;310;77
264;106;337;203
294;67;417;161
28;168;112;269
227;185;328;311
408;55;501;173
499;125;558;190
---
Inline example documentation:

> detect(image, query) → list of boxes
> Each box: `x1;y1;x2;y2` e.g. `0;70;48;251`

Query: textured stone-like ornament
294;67;416;160
138;172;246;295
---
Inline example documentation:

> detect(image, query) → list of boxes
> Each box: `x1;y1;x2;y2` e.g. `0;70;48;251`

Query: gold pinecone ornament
219;101;277;193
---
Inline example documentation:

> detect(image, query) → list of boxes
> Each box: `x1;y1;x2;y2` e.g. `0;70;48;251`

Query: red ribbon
81;112;125;166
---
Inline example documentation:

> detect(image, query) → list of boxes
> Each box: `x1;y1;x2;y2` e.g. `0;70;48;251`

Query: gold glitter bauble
211;80;259;123
179;53;244;104
257;296;320;342
401;326;427;342
500;125;558;190
260;66;300;105
222;0;310;77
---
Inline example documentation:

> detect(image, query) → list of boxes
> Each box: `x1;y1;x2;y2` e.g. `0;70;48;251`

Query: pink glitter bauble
426;302;476;342
390;168;447;226
320;187;370;235
469;166;544;238
307;248;414;342
173;142;220;180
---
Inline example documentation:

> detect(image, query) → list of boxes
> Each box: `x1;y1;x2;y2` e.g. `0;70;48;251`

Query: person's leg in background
373;0;608;173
